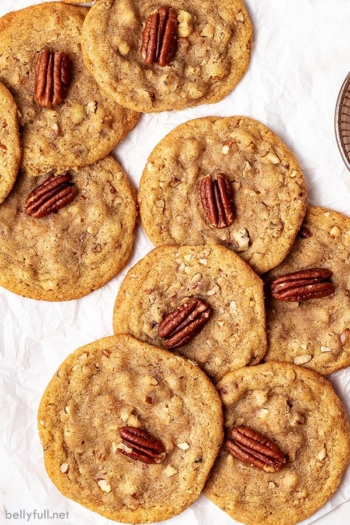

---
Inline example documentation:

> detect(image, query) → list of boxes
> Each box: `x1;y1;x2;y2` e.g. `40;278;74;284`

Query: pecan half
141;7;178;67
118;427;166;464
25;174;77;218
226;427;286;473
270;268;335;302
34;48;72;109
200;174;235;229
158;298;212;349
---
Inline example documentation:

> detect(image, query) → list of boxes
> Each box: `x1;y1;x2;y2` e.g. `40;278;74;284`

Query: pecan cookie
38;334;223;523
81;0;252;112
0;156;136;301
0;82;21;204
204;362;350;525
138;116;307;274
0;2;139;177
113;244;267;381
264;205;350;375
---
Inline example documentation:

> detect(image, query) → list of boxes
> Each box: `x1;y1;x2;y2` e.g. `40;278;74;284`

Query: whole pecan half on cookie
141;6;178;67
25;174;77;218
158;298;212;349
117;427;166;464
270;268;334;302
34;48;72;109
226;427;286;473
200;174;235;229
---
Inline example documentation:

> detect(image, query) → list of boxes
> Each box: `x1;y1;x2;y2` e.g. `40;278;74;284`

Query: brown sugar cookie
81;0;253;112
0;156;137;301
113;244;267;382
0;82;21;204
204;362;350;525
264;205;350;375
38;334;224;524
0;2;139;177
138;116;307;274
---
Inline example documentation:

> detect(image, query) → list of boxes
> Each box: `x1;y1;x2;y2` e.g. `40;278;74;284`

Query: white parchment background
1;1;350;524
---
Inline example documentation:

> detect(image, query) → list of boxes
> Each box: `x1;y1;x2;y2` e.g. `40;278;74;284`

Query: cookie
0;82;21;204
0;155;136;301
81;0;252;113
38;334;224;524
264;205;350;375
138;116;307;274
0;2;139;177
113;244;267;381
204;362;350;525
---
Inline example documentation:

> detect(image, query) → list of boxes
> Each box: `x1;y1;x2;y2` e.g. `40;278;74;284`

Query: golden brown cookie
0;156;137;301
139;116;307;274
81;0;253;112
38;334;224;524
0;82;21;204
204;362;350;525
0;2;139;177
113;244;267;381
264;205;350;375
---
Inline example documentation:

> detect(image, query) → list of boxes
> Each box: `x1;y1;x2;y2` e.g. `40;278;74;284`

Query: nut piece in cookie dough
38;335;224;523
200;174;235;229
204;362;350;525
113;245;267;381
265;205;350;375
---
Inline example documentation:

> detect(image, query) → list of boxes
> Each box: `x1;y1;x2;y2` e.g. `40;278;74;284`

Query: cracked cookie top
81;0;252;112
0;2;139;177
38;334;223;523
139;116;307;274
0;156;137;301
0;82;21;204
113;244;267;381
204;362;350;525
265;205;350;375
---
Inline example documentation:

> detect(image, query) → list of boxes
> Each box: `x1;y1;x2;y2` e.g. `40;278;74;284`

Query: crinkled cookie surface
38;335;224;524
265;205;350;375
139;116;307;274
0;82;21;204
113;244;267;381
0;156;137;301
0;2;139;177
81;0;252;112
204;362;350;525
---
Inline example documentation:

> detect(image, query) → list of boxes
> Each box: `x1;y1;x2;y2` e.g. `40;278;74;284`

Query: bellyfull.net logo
5;510;69;521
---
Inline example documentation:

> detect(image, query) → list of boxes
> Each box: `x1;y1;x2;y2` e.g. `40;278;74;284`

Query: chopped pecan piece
141;7;178;67
226;427;286;473
200;174;235;229
299;226;312;239
25;174;77;218
117;427;166;464
270;268;335;302
34;48;72;109
158;298;212;349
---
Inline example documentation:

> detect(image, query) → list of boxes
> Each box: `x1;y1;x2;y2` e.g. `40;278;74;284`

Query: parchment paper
1;1;350;524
